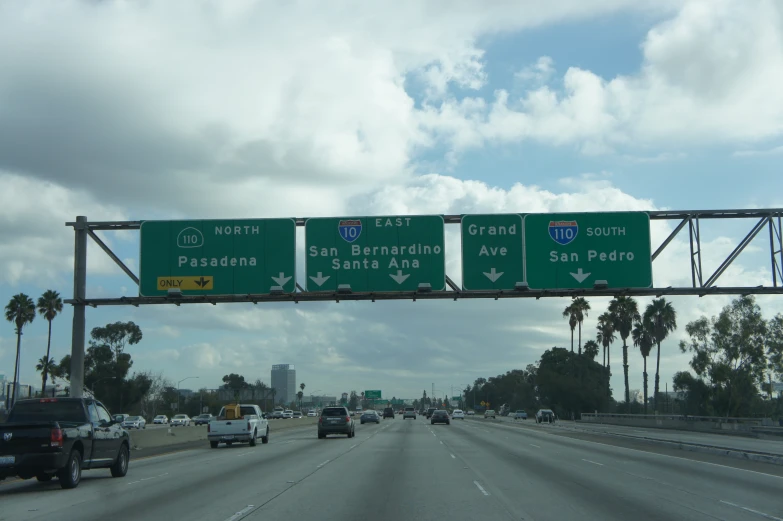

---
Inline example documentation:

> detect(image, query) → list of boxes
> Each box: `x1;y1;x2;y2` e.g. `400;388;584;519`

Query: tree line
466;295;782;419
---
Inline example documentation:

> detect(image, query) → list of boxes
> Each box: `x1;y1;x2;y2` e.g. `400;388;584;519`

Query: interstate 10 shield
548;220;578;245
338;219;362;243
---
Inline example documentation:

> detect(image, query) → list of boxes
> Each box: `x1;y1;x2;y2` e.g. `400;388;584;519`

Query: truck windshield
8;400;86;423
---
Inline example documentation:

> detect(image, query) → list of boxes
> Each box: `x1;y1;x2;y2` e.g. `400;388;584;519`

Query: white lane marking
236;451;252;456
316;459;330;468
126;472;169;485
224;505;256;521
440;441;443;445
450;454;456;459
350;444;357;449
582;459;604;466
530;444;541;449
720;500;783;521
473;480;490;496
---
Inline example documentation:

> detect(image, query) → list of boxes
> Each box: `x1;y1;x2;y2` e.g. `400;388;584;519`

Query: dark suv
318;406;355;438
383;407;395;419
426;407;437;419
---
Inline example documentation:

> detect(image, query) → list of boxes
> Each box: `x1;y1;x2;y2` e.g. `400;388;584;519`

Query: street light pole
177;376;199;415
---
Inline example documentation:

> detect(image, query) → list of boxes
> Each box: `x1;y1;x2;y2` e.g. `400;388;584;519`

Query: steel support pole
69;216;88;398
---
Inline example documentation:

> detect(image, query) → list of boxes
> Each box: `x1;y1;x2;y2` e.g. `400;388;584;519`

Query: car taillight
50;427;63;448
319;417;323;424
346;416;351;422
207;424;211;432
247;422;251;431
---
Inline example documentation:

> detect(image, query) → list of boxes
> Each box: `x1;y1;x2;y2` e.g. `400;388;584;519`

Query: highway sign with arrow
140;219;296;296
523;212;652;290
461;214;524;290
305;215;445;292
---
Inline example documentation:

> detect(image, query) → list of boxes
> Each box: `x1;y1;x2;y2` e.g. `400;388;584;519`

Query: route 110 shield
548;220;578;245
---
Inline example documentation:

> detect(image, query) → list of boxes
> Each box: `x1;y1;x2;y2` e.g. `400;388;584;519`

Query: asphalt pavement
2;416;783;521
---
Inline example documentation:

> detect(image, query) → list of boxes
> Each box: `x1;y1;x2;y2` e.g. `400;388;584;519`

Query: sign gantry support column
70;216;87;398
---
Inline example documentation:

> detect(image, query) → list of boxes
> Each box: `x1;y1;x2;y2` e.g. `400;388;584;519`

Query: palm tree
632;320;654;414
5;293;36;408
583;340;600;361
596;312;615;368
36;290;63;396
609;296;640;406
35;356;57;397
643;298;677;412
563;303;578;352
573;297;591;355
297;391;304;409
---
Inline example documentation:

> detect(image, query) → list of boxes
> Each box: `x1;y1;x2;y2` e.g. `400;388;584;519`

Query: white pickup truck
208;404;269;448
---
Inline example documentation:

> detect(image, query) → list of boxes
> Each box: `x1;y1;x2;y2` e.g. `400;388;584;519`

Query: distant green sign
364;390;382;399
452;396;461;401
305;215;445;292
139;219;296;296
461;214;524;290
524;212;652;289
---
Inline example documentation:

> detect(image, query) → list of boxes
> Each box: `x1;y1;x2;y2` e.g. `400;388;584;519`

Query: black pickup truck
0;397;130;489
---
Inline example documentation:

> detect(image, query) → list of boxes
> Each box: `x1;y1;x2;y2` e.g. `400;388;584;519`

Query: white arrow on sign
482;267;504;282
570;268;591;283
271;272;292;286
389;270;410;284
309;272;330;287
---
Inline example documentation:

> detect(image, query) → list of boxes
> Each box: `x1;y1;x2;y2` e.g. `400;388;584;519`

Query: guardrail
580;412;782;438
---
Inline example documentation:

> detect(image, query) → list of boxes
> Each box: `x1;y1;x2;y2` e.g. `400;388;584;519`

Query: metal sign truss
62;210;783;397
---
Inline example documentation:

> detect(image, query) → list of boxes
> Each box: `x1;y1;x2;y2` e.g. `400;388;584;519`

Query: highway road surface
2;417;783;521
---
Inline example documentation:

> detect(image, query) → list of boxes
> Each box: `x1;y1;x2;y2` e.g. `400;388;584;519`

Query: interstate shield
548;220;578;246
338;219;362;243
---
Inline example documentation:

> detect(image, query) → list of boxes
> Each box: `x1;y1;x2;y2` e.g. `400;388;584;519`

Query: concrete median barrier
128;417;319;449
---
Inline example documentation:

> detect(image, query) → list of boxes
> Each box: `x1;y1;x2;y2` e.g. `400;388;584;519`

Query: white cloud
422;0;783;155
732;145;783;157
514;56;555;86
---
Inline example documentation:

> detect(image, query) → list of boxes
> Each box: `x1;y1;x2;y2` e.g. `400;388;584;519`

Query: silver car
122;416;147;429
170;414;191;426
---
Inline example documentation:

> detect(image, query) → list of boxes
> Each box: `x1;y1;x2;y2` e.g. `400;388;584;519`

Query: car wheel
226;442;233;447
262;427;269;444
447;421;450;425
361;421;365;425
249;430;257;446
318;432;325;439
110;443;129;478
58;449;82;489
36;473;53;482
210;441;219;448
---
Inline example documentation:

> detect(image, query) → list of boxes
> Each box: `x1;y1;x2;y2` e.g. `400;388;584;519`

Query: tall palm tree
36;290;63;396
632;320;654;414
609;296;640;406
35;356;57;397
583;339;600;361
563;303;578;352
5;293;36;408
297;391;304;409
573;297;591;355
643;298;677;411
596;312;615;369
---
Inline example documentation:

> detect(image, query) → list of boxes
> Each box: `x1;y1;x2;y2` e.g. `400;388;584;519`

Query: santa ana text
309;243;441;270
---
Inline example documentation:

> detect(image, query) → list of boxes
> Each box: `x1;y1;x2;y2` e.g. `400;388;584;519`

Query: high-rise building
271;364;296;405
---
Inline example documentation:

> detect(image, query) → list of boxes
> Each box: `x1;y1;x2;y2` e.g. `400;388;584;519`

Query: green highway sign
461;214;524;290
364;390;382;399
305;215;445;292
452;396;461;401
139;219;296;296
523;212;652;290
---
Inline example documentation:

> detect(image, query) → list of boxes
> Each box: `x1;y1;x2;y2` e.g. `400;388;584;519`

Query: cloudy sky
2;0;783;404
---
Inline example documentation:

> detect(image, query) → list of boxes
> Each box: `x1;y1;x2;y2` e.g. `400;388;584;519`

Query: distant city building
305;395;337;407
178;388;195;398
271;364;296;405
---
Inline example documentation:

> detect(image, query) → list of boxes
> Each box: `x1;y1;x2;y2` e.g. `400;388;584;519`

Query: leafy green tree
609;296;640;405
222;373;249;390
679;296;769;416
644;298;677;411
536;348;611;418
297;390;304;409
5;293;36;408
632;319;654;413
562;303;578;352
672;371;712;415
583;340;600;361
36;290;63;396
348;391;359;410
89;321;142;360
